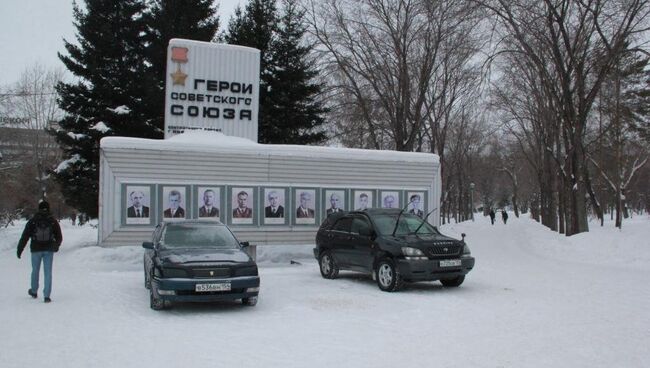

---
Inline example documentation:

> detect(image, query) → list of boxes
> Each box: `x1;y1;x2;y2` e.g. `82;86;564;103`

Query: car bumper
396;256;475;281
152;276;260;302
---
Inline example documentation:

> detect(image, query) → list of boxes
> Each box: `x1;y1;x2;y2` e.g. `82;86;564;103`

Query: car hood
158;247;251;265
382;233;462;248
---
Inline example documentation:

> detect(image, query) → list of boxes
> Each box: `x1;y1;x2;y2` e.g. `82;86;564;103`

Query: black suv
314;209;475;291
143;221;260;310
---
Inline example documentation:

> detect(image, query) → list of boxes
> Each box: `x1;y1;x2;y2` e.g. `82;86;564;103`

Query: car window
373;213;439;236
350;217;370;234
161;223;239;248
332;217;352;233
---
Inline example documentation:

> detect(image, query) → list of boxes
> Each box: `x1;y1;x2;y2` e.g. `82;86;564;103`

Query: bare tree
0;63;65;203
307;0;482;151
480;0;650;235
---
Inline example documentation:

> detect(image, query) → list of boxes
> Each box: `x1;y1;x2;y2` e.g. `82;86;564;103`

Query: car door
328;216;353;267
348;215;374;271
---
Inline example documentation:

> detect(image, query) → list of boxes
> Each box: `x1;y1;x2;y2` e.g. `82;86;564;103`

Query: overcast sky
0;0;244;86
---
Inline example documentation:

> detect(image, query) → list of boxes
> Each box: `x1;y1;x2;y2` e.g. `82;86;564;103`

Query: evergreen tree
224;0;278;143
225;0;327;144
55;0;152;217
142;0;220;134
266;0;327;144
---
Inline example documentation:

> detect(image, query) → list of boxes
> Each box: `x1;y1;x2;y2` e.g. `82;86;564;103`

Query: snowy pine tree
142;0;220;134
266;0;327;144
55;0;152;217
224;0;277;143
225;0;327;144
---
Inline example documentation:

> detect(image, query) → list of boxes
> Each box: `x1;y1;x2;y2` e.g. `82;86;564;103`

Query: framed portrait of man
323;189;345;218
161;186;187;220
406;191;426;218
196;186;221;221
294;188;317;225
231;187;254;225
125;185;152;225
353;190;374;211
380;191;400;209
263;187;287;225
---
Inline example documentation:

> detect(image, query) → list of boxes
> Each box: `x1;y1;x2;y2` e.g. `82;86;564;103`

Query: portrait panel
125;185;151;225
407;191;426;218
323;189;345;217
231;187;254;224
197;186;221;221
380;191;400;209
263;187;286;225
294;188;316;224
162;186;187;220
353;190;374;211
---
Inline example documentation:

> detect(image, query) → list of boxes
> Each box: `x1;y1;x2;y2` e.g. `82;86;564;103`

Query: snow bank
101;131;439;163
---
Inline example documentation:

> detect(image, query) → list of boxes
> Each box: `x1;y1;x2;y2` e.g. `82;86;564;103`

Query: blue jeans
31;251;54;298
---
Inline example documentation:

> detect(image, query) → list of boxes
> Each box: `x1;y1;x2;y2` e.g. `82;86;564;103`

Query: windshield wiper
391;201;414;236
413;207;438;235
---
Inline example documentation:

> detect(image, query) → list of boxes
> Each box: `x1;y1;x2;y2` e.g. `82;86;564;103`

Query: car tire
150;288;165;310
242;296;258;306
440;275;465;287
144;267;151;290
375;258;403;292
319;251;339;279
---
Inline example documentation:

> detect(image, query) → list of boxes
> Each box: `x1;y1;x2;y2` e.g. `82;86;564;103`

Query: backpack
33;217;53;243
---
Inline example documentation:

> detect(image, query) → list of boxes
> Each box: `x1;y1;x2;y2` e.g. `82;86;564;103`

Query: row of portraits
122;184;428;227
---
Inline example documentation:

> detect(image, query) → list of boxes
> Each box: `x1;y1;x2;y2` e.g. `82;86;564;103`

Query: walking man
489;209;496;225
502;210;509;224
17;201;63;303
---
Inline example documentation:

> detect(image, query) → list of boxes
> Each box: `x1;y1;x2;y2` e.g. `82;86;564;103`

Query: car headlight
402;247;428;260
462;244;471;255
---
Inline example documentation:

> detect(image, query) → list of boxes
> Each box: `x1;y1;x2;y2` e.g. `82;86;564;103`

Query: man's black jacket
17;211;63;256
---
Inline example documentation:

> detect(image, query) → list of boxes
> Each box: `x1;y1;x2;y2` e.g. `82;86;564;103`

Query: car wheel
150;288;165;310
242;296;258;306
440;275;465;287
375;258;403;292
319;251;339;279
144;267;151;290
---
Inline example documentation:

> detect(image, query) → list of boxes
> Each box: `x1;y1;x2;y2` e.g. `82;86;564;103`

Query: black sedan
314;209;475;292
143;221;260;310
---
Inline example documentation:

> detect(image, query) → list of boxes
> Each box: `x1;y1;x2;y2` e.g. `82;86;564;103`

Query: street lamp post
469;182;475;222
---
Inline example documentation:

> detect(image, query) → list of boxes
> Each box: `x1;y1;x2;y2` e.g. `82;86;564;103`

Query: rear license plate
440;259;462;267
195;283;231;292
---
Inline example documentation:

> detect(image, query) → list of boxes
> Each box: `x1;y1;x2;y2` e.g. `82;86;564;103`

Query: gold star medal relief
170;46;189;86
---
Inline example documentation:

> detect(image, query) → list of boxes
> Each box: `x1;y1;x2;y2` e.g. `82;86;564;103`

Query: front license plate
195;283;231;292
440;259;462;267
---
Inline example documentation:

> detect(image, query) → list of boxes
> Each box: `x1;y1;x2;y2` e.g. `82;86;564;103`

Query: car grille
192;267;231;278
426;242;461;258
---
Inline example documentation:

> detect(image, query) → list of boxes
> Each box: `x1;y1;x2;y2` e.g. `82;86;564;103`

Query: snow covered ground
0;213;648;368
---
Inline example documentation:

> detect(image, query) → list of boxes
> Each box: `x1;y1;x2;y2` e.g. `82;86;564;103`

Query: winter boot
28;289;37;299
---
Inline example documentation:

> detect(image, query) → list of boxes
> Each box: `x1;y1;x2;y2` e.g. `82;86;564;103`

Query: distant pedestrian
70;212;77;226
489;209;496;225
502;210;508;224
16;201;63;303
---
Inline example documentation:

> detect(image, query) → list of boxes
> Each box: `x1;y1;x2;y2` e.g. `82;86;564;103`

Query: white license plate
195;283;231;292
440;259;462;267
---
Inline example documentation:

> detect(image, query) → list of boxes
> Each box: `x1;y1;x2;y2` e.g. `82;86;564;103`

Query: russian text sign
164;39;260;140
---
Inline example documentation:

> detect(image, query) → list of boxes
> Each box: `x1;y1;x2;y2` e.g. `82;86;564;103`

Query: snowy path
0;215;648;368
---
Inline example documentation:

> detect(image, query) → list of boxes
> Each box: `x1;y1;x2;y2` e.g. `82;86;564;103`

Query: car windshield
373;213;439;236
161;223;240;249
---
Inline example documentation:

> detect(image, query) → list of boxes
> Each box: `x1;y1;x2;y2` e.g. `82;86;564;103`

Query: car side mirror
240;241;250;248
142;241;154;249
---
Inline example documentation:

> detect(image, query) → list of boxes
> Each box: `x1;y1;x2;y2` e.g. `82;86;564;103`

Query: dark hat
38;201;50;211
